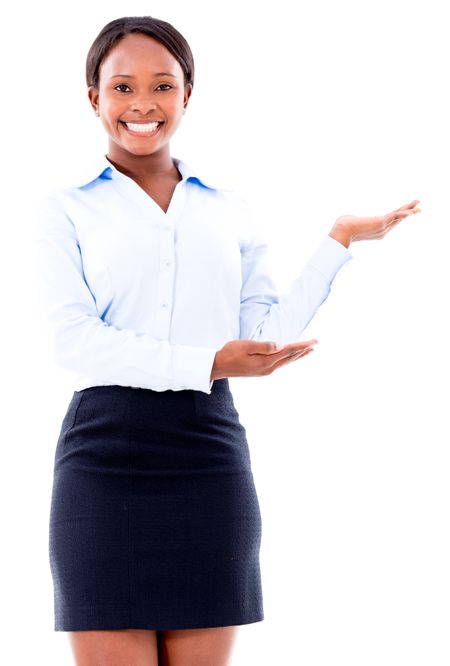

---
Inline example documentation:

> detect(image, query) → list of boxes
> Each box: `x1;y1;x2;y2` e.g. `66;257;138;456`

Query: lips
120;121;164;137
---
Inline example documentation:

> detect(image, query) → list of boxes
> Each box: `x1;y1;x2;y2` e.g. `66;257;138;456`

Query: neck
106;143;177;181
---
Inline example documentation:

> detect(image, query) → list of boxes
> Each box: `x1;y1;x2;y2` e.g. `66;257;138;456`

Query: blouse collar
74;153;217;191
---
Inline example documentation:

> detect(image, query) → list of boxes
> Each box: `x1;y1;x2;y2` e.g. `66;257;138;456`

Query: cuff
306;234;353;282
172;345;218;394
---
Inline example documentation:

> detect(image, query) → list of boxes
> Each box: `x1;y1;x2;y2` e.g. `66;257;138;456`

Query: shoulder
32;186;80;243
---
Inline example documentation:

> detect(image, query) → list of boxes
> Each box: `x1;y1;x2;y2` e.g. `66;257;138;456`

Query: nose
131;96;158;114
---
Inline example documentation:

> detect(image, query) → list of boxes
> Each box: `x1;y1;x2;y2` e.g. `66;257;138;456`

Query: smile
120;121;164;137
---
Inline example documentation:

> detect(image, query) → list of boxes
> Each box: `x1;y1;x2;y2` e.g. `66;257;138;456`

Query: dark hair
86;16;195;91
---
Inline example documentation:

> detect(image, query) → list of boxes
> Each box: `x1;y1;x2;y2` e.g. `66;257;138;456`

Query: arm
32;194;218;394
238;200;353;345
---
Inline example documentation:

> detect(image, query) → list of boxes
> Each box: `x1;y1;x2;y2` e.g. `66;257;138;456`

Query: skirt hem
54;614;265;632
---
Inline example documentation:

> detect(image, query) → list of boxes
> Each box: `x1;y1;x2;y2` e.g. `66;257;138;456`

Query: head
86;16;194;159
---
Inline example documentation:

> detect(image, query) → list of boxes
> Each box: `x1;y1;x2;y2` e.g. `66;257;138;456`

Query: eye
114;84;131;93
113;83;173;93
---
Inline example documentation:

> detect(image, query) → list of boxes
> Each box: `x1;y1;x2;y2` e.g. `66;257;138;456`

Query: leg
159;625;239;666
68;629;159;666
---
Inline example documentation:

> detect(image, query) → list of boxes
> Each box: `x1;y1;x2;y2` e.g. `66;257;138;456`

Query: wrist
210;350;224;381
329;224;352;248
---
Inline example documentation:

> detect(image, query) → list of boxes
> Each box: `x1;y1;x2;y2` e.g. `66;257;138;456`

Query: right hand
210;339;319;381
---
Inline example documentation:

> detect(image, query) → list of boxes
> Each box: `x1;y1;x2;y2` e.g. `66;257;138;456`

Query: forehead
100;33;182;78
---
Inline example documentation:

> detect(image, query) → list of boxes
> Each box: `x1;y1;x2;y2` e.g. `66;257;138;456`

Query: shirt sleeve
239;199;354;344
32;194;218;394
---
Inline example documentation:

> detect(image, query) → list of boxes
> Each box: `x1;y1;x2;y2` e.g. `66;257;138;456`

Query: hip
54;379;253;474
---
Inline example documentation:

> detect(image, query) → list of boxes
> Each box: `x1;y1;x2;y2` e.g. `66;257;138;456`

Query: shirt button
165;260;171;267
161;302;168;308
163;225;170;232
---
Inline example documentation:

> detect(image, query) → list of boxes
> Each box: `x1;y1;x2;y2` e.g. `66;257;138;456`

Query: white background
2;0;449;664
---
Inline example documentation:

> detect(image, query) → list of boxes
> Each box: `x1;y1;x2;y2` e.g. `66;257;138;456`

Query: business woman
33;15;421;666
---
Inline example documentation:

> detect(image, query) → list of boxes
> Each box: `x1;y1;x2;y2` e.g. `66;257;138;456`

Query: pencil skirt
48;379;264;631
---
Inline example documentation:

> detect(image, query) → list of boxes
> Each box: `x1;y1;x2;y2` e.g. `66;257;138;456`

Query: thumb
248;340;283;355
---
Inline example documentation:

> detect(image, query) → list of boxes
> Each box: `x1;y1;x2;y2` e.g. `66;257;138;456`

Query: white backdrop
2;0;449;664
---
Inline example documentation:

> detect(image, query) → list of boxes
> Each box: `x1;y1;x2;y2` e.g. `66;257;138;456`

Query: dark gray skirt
49;379;264;631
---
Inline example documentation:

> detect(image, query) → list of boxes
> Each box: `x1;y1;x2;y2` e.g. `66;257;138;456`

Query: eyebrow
110;72;177;79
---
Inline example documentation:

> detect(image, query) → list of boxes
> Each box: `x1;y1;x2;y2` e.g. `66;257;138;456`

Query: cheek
102;96;124;120
165;92;185;114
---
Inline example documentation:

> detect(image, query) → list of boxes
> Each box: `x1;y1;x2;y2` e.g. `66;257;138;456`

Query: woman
33;15;421;666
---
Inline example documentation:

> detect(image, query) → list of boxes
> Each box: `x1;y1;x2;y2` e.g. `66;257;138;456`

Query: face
87;32;192;160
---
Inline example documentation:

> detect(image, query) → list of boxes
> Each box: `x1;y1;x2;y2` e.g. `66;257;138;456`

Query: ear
183;83;193;109
87;86;99;114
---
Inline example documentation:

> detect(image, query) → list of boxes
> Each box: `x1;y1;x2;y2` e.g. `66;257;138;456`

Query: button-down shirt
32;153;353;395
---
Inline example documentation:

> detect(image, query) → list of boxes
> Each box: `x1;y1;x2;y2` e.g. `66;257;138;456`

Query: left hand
329;199;421;247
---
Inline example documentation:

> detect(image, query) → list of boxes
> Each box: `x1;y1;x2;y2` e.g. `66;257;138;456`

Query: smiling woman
34;11;421;666
39;14;268;666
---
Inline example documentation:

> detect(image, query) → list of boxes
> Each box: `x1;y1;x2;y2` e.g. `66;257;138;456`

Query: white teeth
125;121;160;132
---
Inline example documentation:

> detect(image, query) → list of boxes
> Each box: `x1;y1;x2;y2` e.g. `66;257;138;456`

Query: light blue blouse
32;154;353;394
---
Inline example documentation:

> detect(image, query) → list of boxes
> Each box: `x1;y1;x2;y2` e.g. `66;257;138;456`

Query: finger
271;348;314;371
384;208;420;234
281;340;318;357
286;339;318;350
249;339;317;356
384;216;410;233
386;208;416;224
393;199;420;212
266;348;312;369
277;346;315;365
247;341;283;355
267;339;318;356
291;348;314;360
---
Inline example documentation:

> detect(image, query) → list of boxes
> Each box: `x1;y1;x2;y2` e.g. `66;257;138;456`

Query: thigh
68;629;158;666
159;626;239;666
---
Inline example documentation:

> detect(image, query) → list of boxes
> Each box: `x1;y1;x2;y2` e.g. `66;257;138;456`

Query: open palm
335;199;421;241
